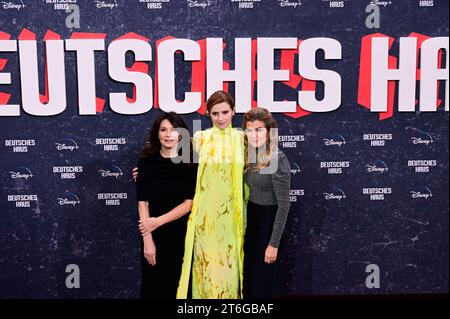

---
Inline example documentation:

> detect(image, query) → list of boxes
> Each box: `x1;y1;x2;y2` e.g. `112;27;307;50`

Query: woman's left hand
139;217;161;236
264;245;278;264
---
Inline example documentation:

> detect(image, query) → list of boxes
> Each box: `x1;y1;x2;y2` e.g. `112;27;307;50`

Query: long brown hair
242;107;278;172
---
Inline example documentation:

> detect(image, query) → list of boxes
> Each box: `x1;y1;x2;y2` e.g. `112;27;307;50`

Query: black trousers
243;201;280;299
140;237;184;299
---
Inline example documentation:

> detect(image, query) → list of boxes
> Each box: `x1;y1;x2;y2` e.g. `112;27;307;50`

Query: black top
136;152;197;299
136;152;197;239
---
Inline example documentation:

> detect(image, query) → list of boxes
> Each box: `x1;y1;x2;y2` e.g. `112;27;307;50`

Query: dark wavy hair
140;112;193;162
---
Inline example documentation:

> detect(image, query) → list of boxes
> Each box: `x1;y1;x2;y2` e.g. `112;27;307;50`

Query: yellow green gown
177;125;245;299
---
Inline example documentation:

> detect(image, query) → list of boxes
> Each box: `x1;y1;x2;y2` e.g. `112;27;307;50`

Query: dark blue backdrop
0;0;448;298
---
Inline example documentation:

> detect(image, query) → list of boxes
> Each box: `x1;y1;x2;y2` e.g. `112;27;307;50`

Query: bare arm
138;201;150;221
139;199;193;233
138;201;156;266
138;200;153;237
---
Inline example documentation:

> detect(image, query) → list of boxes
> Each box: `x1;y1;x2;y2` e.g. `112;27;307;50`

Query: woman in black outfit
136;112;197;299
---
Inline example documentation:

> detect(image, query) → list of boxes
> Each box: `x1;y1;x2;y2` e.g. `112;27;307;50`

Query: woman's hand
139;217;162;236
132;167;139;181
143;236;156;266
264;245;278;264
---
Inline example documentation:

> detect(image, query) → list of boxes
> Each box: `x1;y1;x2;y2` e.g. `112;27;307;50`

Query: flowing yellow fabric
177;125;245;299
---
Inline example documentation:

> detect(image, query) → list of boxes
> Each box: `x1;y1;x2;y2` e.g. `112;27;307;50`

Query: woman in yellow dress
177;91;245;299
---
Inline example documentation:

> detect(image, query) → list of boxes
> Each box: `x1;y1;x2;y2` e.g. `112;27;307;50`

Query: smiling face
158;119;179;151
209;102;234;130
245;120;268;148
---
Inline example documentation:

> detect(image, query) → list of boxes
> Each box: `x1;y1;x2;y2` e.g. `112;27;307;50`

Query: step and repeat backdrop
0;0;448;298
